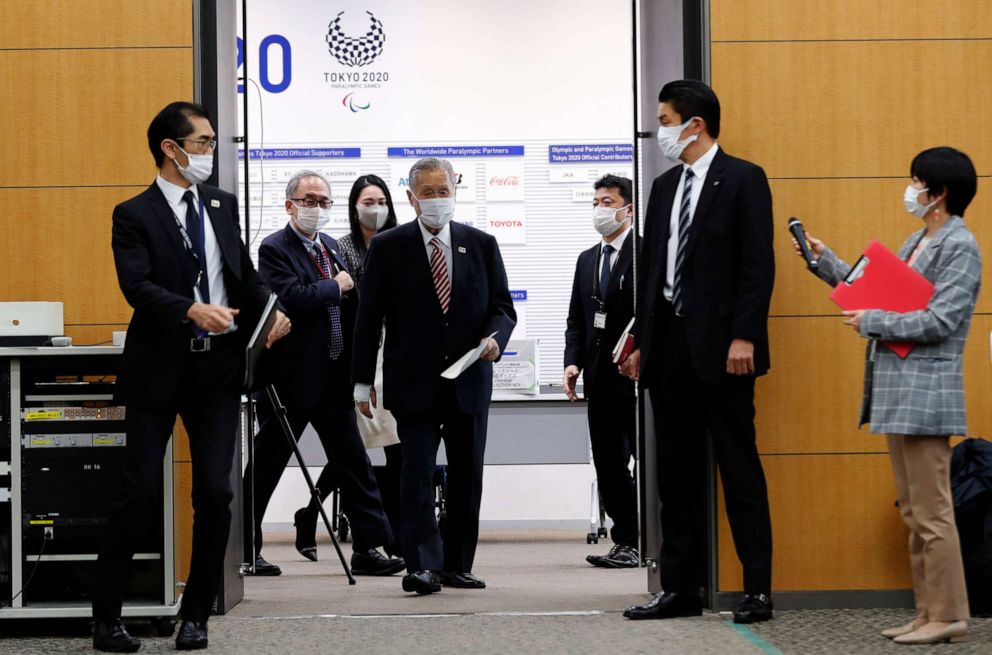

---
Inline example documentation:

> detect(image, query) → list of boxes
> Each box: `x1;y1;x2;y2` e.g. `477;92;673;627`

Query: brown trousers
887;435;970;622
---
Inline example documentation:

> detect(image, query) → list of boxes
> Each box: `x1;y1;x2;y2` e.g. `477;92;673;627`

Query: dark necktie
599;244;614;301
182;190;210;305
311;244;344;360
671;168;695;314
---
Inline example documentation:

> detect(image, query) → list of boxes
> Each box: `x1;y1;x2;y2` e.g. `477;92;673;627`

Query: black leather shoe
294;507;318;561
402;570;442;595
733;593;773;624
247;555;281;576
92;619;141;652
440;571;487;589
351;547;406;576
623;591;703;620
587;544;639;569
175;619;208;650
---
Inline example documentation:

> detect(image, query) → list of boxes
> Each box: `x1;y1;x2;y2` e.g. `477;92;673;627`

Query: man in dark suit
92;102;290;652
352;157;516;595
564;175;638;569
243;170;404;578
620;80;775;623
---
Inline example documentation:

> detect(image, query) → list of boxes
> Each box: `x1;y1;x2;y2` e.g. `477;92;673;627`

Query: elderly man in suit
92;101;290;652
352;157;516;595
564;174;639;569
621;80;775;624
243;170;404;579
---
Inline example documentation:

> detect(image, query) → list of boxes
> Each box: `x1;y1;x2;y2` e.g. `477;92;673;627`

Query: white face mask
357;204;389;230
417;196;455;229
171;142;214;185
903;184;938;219
592;204;629;236
295;206;330;233
656;117;699;161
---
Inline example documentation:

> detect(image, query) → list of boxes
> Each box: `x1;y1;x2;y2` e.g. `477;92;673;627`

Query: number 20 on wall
236;36;292;93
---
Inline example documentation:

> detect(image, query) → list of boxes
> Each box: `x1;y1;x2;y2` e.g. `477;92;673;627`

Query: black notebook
244;293;279;390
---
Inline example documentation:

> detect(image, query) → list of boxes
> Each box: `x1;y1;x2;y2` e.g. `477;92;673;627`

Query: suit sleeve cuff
353;383;371;403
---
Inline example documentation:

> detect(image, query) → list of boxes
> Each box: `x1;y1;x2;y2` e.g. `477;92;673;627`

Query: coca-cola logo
488;176;520;186
491;219;524;227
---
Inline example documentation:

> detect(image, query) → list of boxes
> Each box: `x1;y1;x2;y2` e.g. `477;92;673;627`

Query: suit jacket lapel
199;185;241;279
650;171;681;291
681;149;726;264
144;183;196;286
449;222;467;310
912;216;964;275
606;234;633;295
319;233;348;273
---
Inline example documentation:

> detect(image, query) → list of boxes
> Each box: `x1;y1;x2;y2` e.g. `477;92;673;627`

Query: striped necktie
430;237;450;313
671;168;695;315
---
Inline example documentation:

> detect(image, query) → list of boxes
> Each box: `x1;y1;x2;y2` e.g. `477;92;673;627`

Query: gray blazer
815;216;981;436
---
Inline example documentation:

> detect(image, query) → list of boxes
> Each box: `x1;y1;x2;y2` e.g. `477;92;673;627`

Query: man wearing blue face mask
620;80;775;624
564;175;639;569
352;157;516;595
243;170;404;580
92;101;290;652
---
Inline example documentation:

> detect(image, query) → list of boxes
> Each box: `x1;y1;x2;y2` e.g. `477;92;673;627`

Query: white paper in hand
441;332;499;379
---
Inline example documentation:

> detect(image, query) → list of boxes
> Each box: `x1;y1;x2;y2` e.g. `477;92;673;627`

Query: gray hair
408;157;456;191
285;169;331;199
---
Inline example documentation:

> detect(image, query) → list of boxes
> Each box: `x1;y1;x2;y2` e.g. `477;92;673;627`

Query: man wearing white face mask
93;102;290;652
352;157;516;595
564;175;639;569
244;170;404;579
621;80;776;624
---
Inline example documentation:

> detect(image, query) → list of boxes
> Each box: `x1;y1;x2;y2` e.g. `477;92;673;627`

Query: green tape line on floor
728;621;784;655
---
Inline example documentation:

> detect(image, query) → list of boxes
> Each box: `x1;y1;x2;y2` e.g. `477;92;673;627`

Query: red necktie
430;237;450;313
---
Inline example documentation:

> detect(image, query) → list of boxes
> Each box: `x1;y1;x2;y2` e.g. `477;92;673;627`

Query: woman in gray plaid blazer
797;147;980;645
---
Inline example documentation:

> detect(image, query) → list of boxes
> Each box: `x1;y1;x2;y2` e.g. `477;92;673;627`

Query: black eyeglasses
291;197;334;209
176;137;218;150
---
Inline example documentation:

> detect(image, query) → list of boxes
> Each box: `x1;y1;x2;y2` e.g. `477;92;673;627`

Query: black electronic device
788;217;819;271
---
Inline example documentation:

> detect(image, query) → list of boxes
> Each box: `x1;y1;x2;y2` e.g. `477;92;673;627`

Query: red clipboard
829;240;934;358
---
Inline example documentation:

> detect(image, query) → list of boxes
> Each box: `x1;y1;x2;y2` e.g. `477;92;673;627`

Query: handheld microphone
788;217;818;271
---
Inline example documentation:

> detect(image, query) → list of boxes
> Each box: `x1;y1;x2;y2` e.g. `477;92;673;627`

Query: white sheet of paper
441;332;499;379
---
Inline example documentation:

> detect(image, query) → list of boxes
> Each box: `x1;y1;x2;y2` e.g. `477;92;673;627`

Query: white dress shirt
600;225;632;272
419;219;453;279
155;175;229;312
663;142;720;302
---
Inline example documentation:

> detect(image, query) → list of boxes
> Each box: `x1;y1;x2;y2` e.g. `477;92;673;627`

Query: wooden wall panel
174;461;193;591
769;179;992;316
711;0;992;598
0;1;193;49
757;318;880;455
711;0;992;42
0;187;138;324
717;454;911;591
0;49;193;187
711;41;992;179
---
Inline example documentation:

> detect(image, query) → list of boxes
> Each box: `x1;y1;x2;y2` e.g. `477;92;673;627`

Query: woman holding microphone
795;147;979;644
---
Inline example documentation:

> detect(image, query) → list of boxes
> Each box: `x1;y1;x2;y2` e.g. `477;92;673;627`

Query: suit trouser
587;372;638;548
648;311;773;595
93;339;240;623
246;396;392;555
394;383;488;573
887;434;970;622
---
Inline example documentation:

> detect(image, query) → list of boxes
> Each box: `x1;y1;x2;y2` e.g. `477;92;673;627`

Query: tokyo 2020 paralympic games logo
342;92;371;113
326;11;385;67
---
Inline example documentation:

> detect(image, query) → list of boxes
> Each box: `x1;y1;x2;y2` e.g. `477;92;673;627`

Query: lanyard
170;192;206;267
308;240;334;279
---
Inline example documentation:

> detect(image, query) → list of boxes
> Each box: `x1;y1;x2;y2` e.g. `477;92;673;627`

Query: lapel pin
458;246;467;254
210;199;221;208
713;180;721;186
